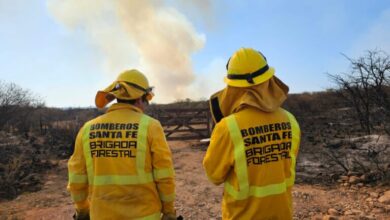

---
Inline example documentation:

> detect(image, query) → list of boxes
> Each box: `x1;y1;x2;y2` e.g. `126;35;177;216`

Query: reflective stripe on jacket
67;103;175;219
203;107;300;220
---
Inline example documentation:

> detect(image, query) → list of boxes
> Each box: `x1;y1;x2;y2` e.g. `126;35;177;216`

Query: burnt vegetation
0;81;103;200
0;49;389;200
287;49;390;185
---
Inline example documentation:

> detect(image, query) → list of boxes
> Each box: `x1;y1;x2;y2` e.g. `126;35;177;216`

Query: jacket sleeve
203;119;234;185
67;125;89;213
148;120;176;215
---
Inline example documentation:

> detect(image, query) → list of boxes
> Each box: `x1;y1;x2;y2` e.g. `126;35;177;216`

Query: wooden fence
36;105;212;141
147;107;213;140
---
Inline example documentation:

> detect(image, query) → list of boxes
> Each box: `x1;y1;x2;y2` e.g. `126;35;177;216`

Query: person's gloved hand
161;213;176;220
73;211;90;220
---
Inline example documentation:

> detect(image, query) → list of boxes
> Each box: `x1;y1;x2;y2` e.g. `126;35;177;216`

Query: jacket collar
106;103;143;113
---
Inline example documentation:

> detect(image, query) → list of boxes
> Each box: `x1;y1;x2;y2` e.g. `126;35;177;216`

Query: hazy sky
1;0;389;107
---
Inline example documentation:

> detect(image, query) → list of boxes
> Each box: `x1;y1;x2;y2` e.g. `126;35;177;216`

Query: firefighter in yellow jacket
68;69;176;220
203;48;301;220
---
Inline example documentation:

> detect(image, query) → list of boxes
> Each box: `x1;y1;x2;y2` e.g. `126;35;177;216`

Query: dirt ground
0;140;389;220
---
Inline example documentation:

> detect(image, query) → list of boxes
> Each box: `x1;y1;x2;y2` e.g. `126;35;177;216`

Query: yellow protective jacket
203;77;300;220
68;103;175;220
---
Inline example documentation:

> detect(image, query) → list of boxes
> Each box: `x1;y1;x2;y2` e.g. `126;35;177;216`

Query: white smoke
46;0;208;103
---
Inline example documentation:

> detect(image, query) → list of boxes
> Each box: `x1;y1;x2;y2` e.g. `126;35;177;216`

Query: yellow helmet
95;69;154;108
224;48;275;87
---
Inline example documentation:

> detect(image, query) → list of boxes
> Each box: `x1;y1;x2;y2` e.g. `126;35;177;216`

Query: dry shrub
46;125;80;158
329;50;390;135
0;140;53;200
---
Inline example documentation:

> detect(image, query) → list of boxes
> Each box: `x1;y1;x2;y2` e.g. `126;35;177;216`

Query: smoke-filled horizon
47;0;214;103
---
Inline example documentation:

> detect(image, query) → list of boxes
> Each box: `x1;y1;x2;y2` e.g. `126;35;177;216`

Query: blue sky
0;0;389;107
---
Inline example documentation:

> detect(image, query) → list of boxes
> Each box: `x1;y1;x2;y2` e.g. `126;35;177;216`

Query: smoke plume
47;0;209;103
